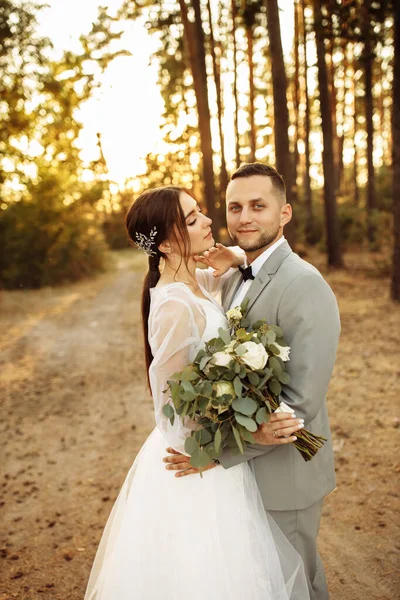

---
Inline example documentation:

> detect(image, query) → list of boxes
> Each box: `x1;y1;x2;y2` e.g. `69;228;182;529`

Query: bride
84;186;310;600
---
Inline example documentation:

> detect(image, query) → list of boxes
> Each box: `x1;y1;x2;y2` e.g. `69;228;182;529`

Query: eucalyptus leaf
252;320;265;330
194;349;206;362
199;355;212;371
265;330;277;344
269;356;282;375
235;344;247;356
256;407;267;424
198;397;209;413
214;428;222;454
269;378;282;396
239;366;247;378
232;396;257;416
248;372;260;386
238;426;255;443
278;371;291;384
234;413;258;432
232;425;244;453
218;327;231;345
162;404;174;419
271;325;283;338
199;428;213;445
182;391;196;402
201;380;212;395
190;448;212;468
233;376;243;398
185;436;199;455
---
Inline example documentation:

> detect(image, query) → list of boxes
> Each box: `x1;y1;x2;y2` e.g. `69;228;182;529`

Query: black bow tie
238;265;255;282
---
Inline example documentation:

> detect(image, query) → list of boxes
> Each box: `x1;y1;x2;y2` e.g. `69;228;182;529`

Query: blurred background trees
0;0;398;300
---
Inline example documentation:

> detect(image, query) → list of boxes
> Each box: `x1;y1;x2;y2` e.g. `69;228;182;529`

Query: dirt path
0;250;399;600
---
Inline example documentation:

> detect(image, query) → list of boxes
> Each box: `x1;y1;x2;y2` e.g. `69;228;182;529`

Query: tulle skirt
84;427;310;600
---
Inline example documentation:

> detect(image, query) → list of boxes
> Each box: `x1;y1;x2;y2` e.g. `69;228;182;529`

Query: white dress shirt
230;236;286;309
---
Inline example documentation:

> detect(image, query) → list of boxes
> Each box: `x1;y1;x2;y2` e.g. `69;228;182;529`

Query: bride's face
174;191;214;256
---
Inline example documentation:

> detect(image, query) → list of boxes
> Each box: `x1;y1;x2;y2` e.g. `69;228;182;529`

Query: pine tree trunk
246;22;256;162
265;0;295;245
206;0;228;209
349;43;360;205
391;0;400;301
301;0;314;244
313;0;343;267
293;0;300;198
232;0;241;168
362;0;377;247
179;0;217;225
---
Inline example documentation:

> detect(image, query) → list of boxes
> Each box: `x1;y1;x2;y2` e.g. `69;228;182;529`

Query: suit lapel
244;241;292;312
222;270;242;312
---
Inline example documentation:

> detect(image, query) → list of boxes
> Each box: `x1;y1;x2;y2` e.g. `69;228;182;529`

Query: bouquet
163;299;326;470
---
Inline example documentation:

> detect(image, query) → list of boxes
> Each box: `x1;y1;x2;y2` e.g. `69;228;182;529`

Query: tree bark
243;2;256;162
362;0;377;247
206;0;228;208
179;0;217;225
265;0;295;245
231;0;241;168
293;0;300;196
312;0;343;267
391;0;400;301
301;0;314;244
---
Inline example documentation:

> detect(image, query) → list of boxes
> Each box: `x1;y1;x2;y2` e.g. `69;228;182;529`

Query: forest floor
0;249;399;600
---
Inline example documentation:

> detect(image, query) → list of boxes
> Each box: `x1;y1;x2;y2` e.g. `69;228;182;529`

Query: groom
164;163;340;600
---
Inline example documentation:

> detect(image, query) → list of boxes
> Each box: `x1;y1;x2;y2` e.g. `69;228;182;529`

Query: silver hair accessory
135;226;158;257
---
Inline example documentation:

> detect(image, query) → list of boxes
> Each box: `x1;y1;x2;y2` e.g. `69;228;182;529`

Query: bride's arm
148;294;204;454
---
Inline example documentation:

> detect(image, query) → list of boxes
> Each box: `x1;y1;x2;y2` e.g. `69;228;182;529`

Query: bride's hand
194;243;244;277
252;413;304;446
163;447;217;478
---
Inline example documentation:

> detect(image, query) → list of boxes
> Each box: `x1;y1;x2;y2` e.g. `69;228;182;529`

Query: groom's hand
163;447;217;477
252;413;304;446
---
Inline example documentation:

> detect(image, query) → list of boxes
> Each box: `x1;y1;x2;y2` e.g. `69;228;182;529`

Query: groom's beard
230;225;280;253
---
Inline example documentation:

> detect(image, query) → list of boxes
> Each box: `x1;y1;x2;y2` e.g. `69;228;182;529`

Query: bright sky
37;0;295;187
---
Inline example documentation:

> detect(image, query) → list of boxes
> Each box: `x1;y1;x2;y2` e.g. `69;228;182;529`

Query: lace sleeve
148;290;205;453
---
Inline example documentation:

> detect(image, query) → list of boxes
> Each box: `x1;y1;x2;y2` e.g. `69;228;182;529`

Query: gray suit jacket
219;241;340;511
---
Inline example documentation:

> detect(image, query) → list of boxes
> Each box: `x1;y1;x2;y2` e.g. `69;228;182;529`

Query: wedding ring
273;430;279;438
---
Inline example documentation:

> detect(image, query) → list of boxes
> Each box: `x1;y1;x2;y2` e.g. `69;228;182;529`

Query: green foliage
0;192;107;290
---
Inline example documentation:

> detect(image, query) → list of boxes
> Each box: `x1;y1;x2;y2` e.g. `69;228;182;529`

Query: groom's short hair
231;163;286;200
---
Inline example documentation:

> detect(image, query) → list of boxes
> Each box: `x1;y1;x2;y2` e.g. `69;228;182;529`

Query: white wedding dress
84;273;310;600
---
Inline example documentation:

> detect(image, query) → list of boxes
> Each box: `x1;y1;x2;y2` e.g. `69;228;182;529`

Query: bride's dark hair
125;186;193;384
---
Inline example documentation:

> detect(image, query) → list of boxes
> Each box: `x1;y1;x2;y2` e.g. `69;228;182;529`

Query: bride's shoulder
150;283;197;314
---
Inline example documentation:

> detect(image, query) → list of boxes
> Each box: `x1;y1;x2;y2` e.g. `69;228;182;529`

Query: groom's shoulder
278;251;338;302
281;250;326;283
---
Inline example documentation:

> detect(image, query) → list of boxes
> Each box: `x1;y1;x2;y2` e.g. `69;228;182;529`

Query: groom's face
226;175;291;254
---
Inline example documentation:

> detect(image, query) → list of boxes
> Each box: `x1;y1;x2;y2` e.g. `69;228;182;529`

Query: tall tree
265;0;296;243
293;0;301;193
301;0;315;244
232;0;241;168
242;1;257;162
179;0;217;225
312;0;343;267
361;0;377;246
392;1;400;302
206;0;228;204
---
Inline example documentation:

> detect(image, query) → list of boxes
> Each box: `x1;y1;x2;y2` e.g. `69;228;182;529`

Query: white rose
241;341;268;371
212;351;232;367
213;381;235;398
275;344;290;362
